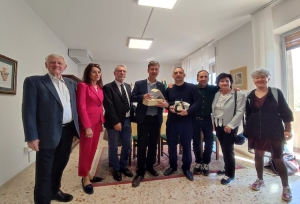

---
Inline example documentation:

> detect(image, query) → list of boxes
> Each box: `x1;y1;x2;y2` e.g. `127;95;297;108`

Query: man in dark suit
103;65;134;182
22;54;79;204
131;61;168;187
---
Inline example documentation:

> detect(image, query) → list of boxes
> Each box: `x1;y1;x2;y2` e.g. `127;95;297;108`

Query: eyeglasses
148;61;159;65
89;63;100;68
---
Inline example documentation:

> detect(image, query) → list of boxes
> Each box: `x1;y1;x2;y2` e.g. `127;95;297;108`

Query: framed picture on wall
230;66;247;90
0;54;18;95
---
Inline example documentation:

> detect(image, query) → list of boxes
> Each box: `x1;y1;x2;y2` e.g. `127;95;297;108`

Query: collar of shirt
48;73;65;83
198;84;208;90
114;80;124;87
147;79;157;86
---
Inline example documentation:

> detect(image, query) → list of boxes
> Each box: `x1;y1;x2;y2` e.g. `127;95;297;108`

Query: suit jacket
76;82;105;129
131;79;166;124
211;90;246;129
103;81;132;129
22;74;79;149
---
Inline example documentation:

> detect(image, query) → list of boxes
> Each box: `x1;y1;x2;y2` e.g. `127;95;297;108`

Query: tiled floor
1;138;299;204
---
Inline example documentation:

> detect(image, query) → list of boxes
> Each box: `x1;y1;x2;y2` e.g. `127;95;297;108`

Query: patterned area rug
93;147;244;187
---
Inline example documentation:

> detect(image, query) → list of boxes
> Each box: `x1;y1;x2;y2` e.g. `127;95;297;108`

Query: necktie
120;84;130;112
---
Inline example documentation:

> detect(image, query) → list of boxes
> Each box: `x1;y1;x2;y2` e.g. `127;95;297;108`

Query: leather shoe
120;167;133;177
183;169;194;181
90;176;103;183
147;167;159;176
164;167;177;176
81;178;94;195
132;175;144;188
113;170;122;181
52;189;73;202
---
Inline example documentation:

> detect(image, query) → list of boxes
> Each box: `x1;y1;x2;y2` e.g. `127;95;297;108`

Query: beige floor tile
0;138;299;204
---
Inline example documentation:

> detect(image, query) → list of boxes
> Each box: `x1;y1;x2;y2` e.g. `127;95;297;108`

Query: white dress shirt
48;73;73;124
214;92;231;127
114;80;130;117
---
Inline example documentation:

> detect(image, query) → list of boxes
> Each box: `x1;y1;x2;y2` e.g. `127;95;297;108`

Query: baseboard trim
0;162;35;191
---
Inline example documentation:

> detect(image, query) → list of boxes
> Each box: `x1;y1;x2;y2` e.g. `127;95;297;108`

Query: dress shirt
214;91;231;127
114;80;130;117
48;73;73;124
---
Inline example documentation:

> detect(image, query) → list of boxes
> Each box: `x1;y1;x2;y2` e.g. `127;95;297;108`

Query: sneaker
282;186;292;202
202;164;209;176
193;163;202;174
217;170;225;175
221;176;234;185
251;178;264;191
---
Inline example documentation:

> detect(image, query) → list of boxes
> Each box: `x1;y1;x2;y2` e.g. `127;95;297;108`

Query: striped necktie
120;84;130;112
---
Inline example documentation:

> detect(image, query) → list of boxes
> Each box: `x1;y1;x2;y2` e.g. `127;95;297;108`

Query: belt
195;116;211;120
62;121;73;127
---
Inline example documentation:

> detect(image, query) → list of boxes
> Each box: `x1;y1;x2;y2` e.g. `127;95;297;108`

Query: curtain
252;7;275;86
182;44;215;84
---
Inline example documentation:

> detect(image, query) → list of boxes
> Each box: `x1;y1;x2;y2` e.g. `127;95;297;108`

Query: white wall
78;61;175;86
272;0;300;30
0;0;78;186
216;22;255;92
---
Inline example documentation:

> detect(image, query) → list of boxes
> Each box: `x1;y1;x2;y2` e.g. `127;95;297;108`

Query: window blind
285;30;300;51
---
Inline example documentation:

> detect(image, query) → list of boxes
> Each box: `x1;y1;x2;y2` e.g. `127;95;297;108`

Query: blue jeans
107;118;132;170
166;120;193;170
192;117;214;164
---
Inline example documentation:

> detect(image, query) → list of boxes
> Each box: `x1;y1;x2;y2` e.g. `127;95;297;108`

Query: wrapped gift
143;98;164;106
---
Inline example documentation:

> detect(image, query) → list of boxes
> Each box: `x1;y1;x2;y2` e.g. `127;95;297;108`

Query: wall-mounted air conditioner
68;49;93;64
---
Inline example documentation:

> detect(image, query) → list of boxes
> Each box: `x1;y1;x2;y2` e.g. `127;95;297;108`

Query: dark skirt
248;136;284;159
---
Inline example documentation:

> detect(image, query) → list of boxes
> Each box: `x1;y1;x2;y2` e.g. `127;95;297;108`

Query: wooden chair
132;135;161;164
200;131;219;160
159;134;182;163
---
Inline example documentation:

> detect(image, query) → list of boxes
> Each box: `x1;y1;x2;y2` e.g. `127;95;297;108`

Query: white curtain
252;7;275;86
182;44;215;84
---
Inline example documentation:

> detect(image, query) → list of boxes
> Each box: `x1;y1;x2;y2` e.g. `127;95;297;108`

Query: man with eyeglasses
131;61;168;187
103;65;134;182
163;67;200;181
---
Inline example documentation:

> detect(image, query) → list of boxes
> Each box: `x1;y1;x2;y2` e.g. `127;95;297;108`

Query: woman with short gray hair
244;68;294;201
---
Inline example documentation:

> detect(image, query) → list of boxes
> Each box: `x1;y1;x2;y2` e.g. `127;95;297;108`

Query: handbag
233;91;247;145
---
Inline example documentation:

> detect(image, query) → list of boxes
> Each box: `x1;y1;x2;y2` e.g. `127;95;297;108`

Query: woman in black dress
244;69;293;202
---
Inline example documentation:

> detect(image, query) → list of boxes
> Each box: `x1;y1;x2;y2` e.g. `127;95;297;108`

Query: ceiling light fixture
138;0;178;9
128;38;154;49
128;8;155;49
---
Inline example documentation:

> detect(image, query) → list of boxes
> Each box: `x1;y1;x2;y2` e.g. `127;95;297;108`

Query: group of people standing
22;53;293;204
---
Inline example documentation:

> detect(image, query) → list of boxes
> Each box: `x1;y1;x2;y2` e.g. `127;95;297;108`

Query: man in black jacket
103;65;134;181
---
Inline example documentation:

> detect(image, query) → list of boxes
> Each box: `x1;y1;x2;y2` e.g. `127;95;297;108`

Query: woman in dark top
244;69;293;202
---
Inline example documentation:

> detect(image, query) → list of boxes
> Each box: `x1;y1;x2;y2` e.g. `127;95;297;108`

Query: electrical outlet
24;146;33;154
24;147;29;153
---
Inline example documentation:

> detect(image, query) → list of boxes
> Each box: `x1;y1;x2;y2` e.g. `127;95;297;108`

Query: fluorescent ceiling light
138;0;177;9
128;38;153;49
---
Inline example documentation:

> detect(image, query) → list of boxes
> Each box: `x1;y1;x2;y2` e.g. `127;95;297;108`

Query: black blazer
22;74;79;149
103;81;133;129
131;79;166;124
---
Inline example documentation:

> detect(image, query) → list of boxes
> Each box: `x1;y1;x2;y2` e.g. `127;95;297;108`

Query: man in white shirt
22;54;79;204
103;65;134;181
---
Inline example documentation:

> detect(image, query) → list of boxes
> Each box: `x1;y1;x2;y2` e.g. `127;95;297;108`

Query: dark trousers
167;120;193;170
34;123;75;204
136;115;161;176
107;118;132;170
215;125;237;178
192;117;214;164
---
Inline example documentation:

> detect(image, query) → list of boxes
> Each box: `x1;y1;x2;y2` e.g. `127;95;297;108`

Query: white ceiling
24;0;272;63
